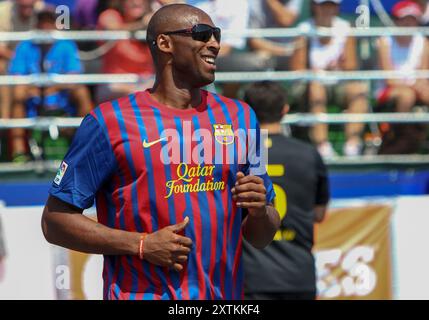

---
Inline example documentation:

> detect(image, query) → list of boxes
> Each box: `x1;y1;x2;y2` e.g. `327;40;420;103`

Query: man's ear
156;34;173;54
282;104;290;116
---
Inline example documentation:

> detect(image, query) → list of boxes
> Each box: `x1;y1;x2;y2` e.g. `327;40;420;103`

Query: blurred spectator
73;0;121;30
376;0;429;154
412;0;429;25
248;0;303;70
0;0;45;119
95;0;155;103
190;0;248;58
73;0;98;29
0;0;44;34
191;0;269;97
290;0;369;157
9;9;92;162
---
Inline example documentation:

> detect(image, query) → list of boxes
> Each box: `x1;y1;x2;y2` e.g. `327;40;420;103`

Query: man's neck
260;122;283;135
150;71;202;110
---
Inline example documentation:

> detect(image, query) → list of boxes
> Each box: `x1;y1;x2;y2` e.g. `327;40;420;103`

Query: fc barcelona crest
213;124;234;145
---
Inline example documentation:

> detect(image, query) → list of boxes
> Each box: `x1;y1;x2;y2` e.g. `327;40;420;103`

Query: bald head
147;4;212;47
146;3;220;88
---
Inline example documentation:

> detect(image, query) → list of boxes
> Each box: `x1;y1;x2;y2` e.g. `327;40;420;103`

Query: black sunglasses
161;24;221;44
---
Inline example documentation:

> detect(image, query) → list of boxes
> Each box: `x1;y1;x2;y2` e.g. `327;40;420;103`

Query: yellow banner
314;205;393;300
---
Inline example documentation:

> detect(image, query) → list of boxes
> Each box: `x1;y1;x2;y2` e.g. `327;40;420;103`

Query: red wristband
139;233;148;260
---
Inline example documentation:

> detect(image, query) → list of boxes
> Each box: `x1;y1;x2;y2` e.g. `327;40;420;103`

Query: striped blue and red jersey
49;89;275;300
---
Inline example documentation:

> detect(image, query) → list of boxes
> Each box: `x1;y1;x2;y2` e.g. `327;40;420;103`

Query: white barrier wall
0;196;429;300
391;196;429;300
0;205;55;300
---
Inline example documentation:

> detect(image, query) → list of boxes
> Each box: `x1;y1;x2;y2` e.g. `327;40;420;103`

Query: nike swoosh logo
143;137;167;148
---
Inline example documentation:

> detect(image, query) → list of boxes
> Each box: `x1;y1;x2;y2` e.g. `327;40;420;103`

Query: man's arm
314;205;327;223
265;0;299;27
376;37;401;87
340;37;358;71
248;38;290;56
242;204;280;249
42;195;193;272
289;36;307;70
42;195;140;255
313;148;330;224
233;172;280;249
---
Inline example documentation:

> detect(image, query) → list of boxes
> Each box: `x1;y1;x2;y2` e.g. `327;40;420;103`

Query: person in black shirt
242;81;330;300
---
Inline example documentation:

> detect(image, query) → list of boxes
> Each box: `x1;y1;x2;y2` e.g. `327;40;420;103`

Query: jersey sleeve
49;114;116;209
314;148;330;205
243;106;276;204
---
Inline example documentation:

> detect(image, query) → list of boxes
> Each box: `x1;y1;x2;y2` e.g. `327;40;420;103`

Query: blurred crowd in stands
0;0;429;162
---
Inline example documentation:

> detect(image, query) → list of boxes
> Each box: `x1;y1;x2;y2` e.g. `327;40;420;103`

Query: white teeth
203;57;215;64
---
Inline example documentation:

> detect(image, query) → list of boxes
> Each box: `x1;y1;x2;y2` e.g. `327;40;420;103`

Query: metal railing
1;26;429;170
1;26;429;43
1;113;429;131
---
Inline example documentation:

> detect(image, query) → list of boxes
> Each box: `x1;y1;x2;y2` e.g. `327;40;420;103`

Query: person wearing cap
290;0;369;158
376;0;429;154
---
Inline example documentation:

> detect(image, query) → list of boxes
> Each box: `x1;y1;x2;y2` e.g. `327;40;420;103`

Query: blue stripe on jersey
129;94;169;300
191;115;213;299
233;99;248;168
112;100;143;299
150;107;182;299
206;105;228;299
249;108;261;164
173;117;200;299
211;94;236;299
93;108;122;300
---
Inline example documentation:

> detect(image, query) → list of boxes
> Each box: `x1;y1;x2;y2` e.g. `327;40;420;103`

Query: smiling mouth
202;55;216;66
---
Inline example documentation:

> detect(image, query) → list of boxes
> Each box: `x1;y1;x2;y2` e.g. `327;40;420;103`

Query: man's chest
108;112;249;196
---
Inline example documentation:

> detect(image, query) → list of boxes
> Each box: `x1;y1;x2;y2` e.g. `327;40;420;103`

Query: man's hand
231;172;268;219
234;172;280;249
143;217;193;272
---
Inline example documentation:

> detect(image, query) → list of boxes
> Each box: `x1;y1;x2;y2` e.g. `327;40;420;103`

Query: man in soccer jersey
41;4;280;300
242;81;330;300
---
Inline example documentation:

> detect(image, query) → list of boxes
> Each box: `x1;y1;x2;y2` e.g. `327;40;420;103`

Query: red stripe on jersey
136;92;179;300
